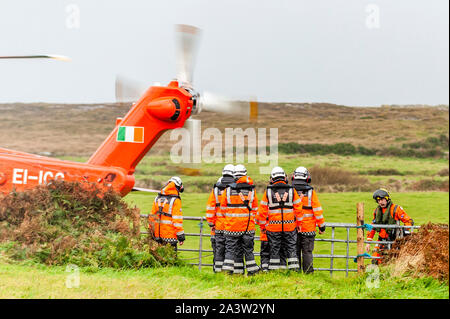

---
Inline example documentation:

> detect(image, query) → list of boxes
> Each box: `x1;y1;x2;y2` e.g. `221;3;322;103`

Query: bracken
0;181;182;269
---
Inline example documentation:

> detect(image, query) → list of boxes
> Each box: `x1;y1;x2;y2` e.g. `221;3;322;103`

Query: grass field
0;191;447;299
0;262;448;299
59;153;449;193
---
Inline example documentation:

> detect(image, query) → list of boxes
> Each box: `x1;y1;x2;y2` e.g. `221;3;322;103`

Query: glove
319;226;326;233
177;233;186;243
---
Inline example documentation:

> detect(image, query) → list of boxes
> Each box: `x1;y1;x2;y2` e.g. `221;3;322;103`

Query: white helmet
270;166;287;182
234;164;247;178
222;164;235;177
293;166;311;183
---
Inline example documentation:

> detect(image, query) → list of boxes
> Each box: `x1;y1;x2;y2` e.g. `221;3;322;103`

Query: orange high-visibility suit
220;176;259;275
148;181;185;247
205;175;235;272
367;203;413;264
257;181;303;270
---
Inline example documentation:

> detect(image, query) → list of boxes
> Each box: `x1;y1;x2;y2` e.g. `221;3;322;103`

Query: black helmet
372;188;390;203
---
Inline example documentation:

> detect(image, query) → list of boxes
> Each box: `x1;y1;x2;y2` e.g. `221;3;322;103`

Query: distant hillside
0;102;448;157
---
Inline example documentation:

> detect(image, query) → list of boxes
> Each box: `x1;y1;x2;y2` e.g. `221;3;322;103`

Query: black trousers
211;236;216;271
223;233;259;275
260;241;270;271
267;230;299;270
260;240;287;271
297;233;315;273
213;232;226;272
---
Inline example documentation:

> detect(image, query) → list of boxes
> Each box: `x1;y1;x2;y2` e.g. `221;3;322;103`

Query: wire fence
139;214;420;276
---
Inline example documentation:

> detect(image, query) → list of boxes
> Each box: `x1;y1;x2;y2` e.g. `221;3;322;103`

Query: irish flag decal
117;126;144;143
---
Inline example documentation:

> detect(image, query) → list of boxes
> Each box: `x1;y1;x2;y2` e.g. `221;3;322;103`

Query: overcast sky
0;0;448;106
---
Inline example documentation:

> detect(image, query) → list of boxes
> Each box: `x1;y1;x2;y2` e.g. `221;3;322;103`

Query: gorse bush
278;143;373;156
0;181;182;269
278;135;448;158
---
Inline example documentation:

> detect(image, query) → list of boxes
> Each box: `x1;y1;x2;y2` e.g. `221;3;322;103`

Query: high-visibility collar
215;176;235;190
292;180;313;194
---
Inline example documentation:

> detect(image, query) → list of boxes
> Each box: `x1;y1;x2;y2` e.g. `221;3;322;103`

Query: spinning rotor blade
0;55;71;61
115;75;149;103
175;24;202;86
199;92;258;121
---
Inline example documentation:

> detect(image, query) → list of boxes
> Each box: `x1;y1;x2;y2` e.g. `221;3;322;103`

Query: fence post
198;218;204;271
345;227;350;277
356;202;365;274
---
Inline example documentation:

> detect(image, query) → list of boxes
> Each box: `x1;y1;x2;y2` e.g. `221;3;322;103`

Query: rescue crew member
205;164;236;272
365;189;414;264
291;166;325;274
257;166;304;271
148;176;185;252
221;164;260;275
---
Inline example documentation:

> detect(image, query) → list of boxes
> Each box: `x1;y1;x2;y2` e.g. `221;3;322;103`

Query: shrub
309;166;370;186
0;181;182;269
437;168;449;177
410;179;449;192
361;169;404;176
279;134;449;159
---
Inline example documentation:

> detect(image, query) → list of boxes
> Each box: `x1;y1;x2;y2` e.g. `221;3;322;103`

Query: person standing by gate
205;164;236;272
148;177;185;253
221;165;260;275
291;166;325;274
257;167;304;271
365;189;414;264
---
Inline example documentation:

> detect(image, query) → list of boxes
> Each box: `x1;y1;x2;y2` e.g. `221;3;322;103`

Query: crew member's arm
219;188;228;221
205;189;217;229
311;190;325;234
256;190;269;231
292;189;304;231
251;190;259;219
365;210;377;252
172;198;185;244
148;198;158;226
394;206;414;234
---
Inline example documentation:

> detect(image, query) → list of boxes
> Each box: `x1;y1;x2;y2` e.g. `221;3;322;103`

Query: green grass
0;262;447;299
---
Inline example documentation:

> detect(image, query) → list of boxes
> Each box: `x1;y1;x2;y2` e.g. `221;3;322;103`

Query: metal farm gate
140;203;420;276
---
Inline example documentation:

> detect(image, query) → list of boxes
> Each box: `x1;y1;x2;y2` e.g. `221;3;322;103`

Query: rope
353;253;372;263
356;224;373;231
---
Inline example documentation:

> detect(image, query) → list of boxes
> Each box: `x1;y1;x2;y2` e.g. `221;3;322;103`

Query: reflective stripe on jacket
148;182;184;242
256;181;303;233
295;188;324;234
